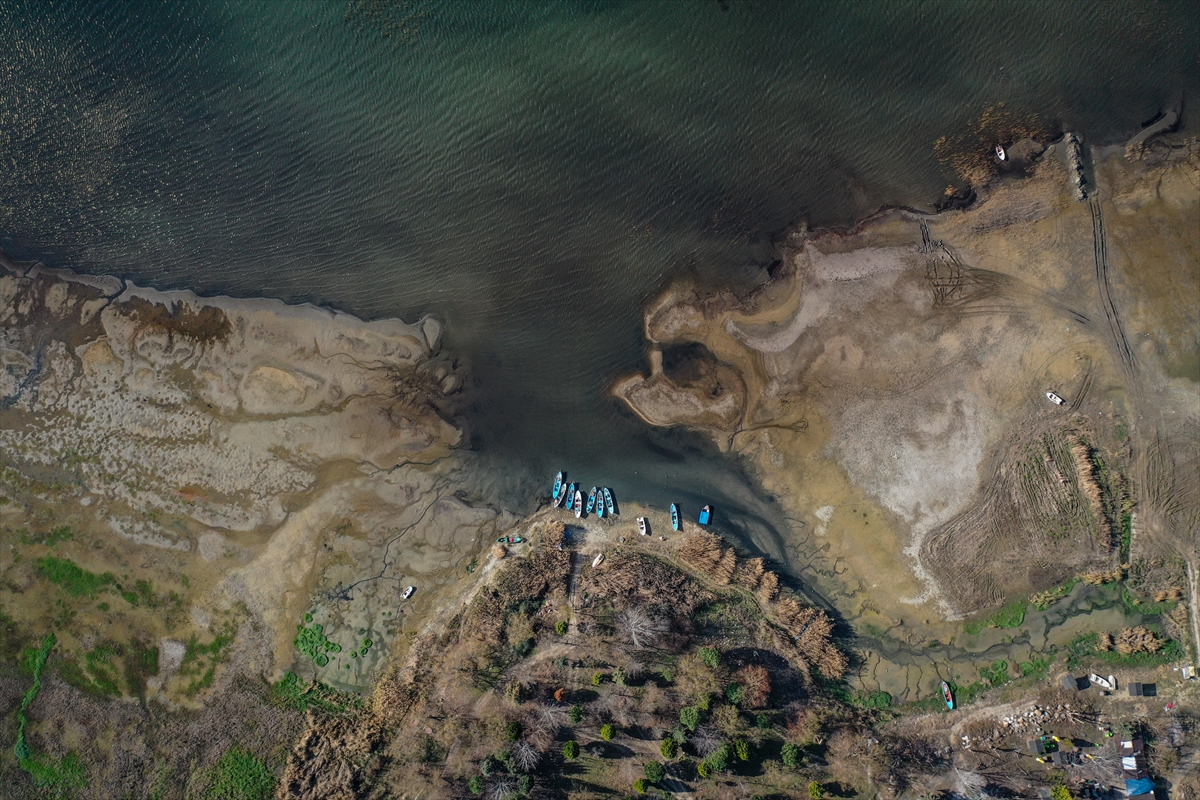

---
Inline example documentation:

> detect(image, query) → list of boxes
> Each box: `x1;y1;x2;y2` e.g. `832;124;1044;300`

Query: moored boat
942;680;954;710
587;487;598;514
595;495;605;518
402;586;415;600
602;487;615;516
574;490;584;518
592;552;604;568
637;516;648;535
670;503;681;531
553;471;564;499
995;144;1007;161
698;504;712;525
565;483;578;509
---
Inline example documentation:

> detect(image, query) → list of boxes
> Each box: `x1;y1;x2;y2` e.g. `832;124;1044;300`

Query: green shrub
1050;787;1072;800
506;720;522;741
518;774;532;793
555;620;568;635
569;705;585;724
480;754;498;776
697;760;711;778
633;778;648;794
613;666;626;686
726;682;744;705
706;743;732;773
756;713;771;730
643;760;665;783
809;781;825;799
600;724;615;741
592;672;604;686
660;736;677;759
562;740;579;759
734;739;750;761
679;706;700;731
781;742;802;769
699;647;720;668
468;775;484;795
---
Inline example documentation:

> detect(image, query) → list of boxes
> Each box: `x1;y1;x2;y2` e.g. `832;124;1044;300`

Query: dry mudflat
614;137;1199;701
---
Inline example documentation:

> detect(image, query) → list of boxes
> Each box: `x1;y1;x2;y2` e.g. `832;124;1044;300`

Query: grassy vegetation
202;745;275;800
1066;632;1184;669
15;632;89;794
963;599;1027;634
35;556;115;597
1030;579;1077;611
180;623;237;697
270;671;362;715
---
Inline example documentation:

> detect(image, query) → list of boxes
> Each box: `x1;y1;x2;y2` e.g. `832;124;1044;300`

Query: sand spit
614;136;1199;659
0;256;519;699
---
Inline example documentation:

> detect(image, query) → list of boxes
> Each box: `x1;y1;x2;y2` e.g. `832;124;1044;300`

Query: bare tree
486;776;519;800
691;725;722;757
513;740;541;772
617;606;660;650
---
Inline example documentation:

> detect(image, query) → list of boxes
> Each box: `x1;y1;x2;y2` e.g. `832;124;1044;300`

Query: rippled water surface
1;0;1196;556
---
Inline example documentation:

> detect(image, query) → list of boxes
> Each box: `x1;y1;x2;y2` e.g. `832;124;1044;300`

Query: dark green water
1;0;1196;560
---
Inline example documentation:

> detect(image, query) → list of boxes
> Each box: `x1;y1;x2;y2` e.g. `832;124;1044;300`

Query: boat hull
553;471;564;499
670;503;680;531
602;488;615;516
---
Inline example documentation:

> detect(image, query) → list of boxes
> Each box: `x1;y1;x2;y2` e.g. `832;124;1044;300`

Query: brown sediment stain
120;295;232;345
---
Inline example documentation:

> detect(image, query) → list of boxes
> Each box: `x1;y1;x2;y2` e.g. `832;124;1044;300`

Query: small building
1061;674;1088;691
1029;738;1048;755
1127;682;1157;697
1119;738;1149;780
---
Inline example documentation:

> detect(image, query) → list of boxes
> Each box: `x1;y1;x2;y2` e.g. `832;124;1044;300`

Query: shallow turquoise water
1;0;1195;560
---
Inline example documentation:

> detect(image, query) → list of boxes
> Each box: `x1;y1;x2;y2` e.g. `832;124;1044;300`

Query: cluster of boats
552;472;713;534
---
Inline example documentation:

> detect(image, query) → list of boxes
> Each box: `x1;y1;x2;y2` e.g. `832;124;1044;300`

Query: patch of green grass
979;660;1010;686
180;624;237;697
1067;632;1184;669
35;556;115;597
1120;586;1177;616
21;525;75;546
23;751;88;795
125;640;159;696
1018;656;1053;680
848;689;892;710
15;633;85;793
202;745;274;800
963;600;1026;635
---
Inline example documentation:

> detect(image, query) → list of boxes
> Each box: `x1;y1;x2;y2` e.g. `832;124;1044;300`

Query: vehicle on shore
586;487;598;514
602;487;615;516
1046;391;1065;405
553;471;564;499
402;586;415;600
996;144;1007;161
698;504;712;525
574;490;584;518
637;516;648;535
670;503;681;531
942;680;954;710
497;535;524;544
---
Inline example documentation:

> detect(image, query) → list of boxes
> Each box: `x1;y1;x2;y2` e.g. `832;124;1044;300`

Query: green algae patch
15;632;88;792
294;620;341;667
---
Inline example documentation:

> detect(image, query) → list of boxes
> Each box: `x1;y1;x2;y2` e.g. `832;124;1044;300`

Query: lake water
1;0;1196;565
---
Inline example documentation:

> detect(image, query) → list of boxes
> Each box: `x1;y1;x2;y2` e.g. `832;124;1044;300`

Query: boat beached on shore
603;487;615;516
670;503;681;531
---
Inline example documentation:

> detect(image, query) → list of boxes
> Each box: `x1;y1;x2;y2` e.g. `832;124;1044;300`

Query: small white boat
996;144;1007;161
637;516;648;535
574;490;584;518
1089;673;1115;691
592;552;604;568
1046;391;1065;405
402;586;415;600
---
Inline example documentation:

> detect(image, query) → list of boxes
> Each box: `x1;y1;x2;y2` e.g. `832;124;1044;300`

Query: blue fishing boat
574;489;584;519
566;483;578;510
596;497;605;518
553;471;564;499
586;487;598;514
602;487;615;516
670;503;681;531
698;504;712;525
941;681;955;710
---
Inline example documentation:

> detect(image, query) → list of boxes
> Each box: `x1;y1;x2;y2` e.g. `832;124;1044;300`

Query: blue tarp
1125;777;1154;795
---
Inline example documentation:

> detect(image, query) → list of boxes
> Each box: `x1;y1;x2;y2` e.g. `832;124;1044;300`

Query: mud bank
0;257;523;704
615;136;1200;699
